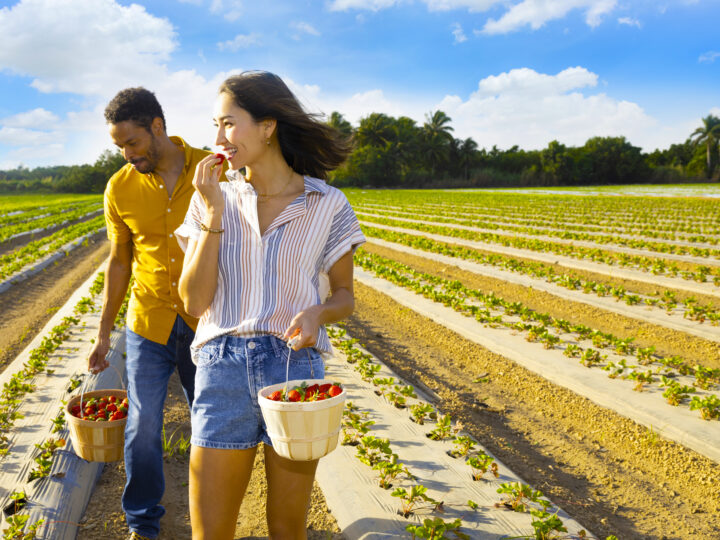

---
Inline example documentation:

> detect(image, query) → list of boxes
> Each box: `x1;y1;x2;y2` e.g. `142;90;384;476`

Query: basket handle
79;364;125;408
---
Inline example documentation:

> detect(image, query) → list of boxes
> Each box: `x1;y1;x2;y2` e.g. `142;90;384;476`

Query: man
88;87;222;540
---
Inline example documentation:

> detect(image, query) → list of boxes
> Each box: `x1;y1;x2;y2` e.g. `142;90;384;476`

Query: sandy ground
0;232;110;372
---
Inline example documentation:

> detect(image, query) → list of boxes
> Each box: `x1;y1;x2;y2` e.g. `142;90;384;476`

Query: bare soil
343;272;720;539
76;371;343;539
0;232;110;372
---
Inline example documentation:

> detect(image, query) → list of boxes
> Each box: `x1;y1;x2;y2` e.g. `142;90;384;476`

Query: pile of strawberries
267;381;343;402
69;395;128;422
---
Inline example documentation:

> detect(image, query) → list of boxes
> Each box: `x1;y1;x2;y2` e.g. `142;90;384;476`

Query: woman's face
213;91;270;170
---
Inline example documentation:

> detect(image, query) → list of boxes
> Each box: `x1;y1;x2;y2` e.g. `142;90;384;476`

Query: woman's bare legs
264;444;319;539
189;445;258;540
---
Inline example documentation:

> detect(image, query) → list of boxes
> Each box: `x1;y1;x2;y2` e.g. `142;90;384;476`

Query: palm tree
328;111;353;138
458;137;478;180
356;113;396;148
690;115;720;179
422;110;455;175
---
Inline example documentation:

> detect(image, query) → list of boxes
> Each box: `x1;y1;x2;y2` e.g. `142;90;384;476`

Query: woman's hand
283;305;324;350
193;154;225;214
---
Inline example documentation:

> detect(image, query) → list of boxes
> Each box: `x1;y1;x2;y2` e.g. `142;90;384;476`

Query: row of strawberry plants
355;206;720;254
328;326;611;540
0;202;103;244
0;272;107;457
0;215;106;280
354;201;720;240
345;191;720;228
361;226;720;325
357;215;720;286
354;249;720;420
0;195;102;226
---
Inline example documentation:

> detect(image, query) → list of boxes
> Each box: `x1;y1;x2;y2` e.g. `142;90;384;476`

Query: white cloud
424;0;498;10
210;0;243;21
217;33;260;51
618;16;641;28
328;0;400;11
434;67;666;150
452;22;468;43
0;0;177;96
482;0;617;34
0;126;62;147
699;51;720;63
2;108;60;128
291;21;321;38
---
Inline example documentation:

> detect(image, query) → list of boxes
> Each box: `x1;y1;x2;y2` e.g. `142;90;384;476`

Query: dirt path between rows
343;280;720;539
0;232;110;372
77;371;344;539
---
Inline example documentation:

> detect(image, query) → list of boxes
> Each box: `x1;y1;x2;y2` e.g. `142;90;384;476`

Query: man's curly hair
104;87;166;132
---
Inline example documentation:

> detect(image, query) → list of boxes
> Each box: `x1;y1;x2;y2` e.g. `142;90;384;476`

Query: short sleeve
175;190;206;252
321;196;365;273
104;184;131;244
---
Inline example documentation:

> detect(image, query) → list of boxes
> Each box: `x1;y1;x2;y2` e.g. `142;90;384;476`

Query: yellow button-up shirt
104;136;211;344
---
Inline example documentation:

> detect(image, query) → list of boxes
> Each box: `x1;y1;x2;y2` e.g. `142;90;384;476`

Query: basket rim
258;378;345;411
66;389;128;426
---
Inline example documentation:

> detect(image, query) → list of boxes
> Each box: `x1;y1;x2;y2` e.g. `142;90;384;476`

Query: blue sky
0;0;718;170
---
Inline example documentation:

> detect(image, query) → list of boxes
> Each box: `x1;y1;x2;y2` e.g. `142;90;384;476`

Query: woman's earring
266;138;270;146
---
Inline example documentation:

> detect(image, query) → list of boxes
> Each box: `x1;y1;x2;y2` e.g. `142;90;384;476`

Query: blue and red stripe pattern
175;173;365;357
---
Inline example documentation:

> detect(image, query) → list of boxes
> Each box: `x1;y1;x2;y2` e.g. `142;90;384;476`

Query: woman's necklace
256;171;296;200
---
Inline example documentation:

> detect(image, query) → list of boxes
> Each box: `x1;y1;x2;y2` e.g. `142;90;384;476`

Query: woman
175;71;365;539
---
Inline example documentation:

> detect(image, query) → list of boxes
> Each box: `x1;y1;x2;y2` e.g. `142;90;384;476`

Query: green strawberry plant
2;514;45;540
467;452;498;480
391;484;442;517
496;482;551;513
373;456;414;489
409;403;436;425
428;414;456;441
405;517;469;539
450;436;476;457
689;395;720;420
356;435;396;466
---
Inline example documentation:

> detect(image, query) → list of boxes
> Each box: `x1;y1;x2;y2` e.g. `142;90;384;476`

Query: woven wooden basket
258;378;345;461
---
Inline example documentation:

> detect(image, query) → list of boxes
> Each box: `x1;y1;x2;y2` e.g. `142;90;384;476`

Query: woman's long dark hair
219;71;351;180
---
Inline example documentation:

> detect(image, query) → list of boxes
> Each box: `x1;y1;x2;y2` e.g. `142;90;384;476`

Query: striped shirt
175;171;365;358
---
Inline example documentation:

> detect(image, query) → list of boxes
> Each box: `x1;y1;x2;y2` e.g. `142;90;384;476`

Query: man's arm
87;240;132;373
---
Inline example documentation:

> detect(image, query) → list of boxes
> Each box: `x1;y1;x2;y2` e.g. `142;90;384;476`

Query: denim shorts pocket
196;338;224;368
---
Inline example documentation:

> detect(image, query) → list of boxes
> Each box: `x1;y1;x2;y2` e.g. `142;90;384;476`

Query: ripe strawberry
213;153;225;166
268;390;282;401
317;392;328;401
328;385;342;397
287;389;302;402
305;388;317;401
106;403;118;412
319;383;332;393
306;384;319;394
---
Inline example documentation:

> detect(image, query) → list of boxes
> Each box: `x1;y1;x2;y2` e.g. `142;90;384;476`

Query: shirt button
169;233;173;238
167;208;171;213
172;282;177;286
159;185;164;188
173;303;177;308
248;341;256;350
171;258;175;262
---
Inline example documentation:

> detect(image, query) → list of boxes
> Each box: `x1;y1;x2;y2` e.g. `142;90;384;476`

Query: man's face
109;120;161;174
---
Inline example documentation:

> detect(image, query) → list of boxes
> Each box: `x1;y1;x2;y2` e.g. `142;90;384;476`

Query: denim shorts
190;334;325;450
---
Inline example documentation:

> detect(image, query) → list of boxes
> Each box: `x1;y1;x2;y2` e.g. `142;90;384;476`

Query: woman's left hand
283;306;323;350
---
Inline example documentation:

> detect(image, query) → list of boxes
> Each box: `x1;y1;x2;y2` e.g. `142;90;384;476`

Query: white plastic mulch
315;344;590;539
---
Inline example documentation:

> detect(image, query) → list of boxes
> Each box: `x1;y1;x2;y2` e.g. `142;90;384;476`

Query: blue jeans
122;316;196;539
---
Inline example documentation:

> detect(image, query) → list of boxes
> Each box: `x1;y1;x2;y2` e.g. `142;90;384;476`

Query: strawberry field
1;186;720;539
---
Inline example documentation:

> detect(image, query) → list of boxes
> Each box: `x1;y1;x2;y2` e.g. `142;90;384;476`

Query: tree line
1;114;718;193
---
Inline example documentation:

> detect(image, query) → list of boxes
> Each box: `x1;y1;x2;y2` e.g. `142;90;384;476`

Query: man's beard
132;135;161;174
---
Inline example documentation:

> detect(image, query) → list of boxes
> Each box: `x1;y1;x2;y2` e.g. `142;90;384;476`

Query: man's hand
88;338;111;374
